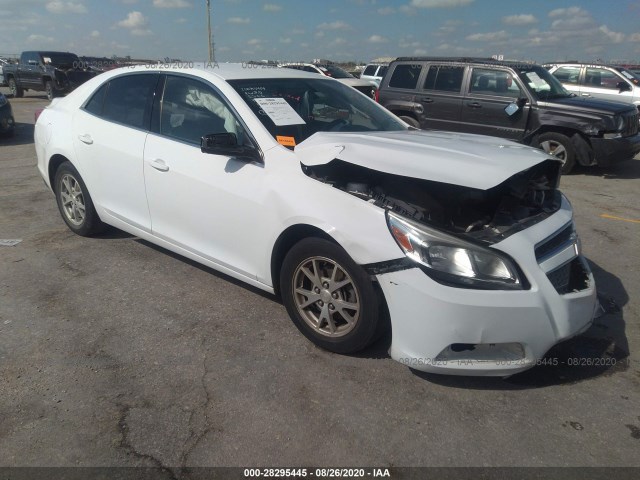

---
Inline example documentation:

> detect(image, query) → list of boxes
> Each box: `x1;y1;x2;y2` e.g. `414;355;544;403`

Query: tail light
374;89;380;103
35;108;44;123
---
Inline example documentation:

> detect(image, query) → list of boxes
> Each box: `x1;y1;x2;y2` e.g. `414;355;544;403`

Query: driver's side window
161;75;243;145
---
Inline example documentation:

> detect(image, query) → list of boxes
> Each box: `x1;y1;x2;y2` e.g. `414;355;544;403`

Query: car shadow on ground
0;122;34;147
572;158;640;179
410;258;630;389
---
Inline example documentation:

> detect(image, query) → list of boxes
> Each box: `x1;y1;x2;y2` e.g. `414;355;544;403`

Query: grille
623;112;639;137
547;258;590;294
535;223;574;261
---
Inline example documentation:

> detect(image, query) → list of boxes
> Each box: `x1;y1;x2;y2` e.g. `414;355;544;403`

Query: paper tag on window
254;98;306;126
277;136;296;147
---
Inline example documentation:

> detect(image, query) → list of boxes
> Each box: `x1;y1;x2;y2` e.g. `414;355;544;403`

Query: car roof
543;62;621;68
393;57;539;68
108;62;329;81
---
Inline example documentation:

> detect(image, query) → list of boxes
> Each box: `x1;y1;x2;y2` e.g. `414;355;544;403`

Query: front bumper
378;197;598;376
590;133;640;167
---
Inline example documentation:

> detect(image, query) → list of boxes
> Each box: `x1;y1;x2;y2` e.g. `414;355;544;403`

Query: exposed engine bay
302;158;562;244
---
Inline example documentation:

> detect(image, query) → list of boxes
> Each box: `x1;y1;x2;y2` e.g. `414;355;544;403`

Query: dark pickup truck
4;51;99;101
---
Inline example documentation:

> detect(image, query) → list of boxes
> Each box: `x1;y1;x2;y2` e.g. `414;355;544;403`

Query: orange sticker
277;136;296;147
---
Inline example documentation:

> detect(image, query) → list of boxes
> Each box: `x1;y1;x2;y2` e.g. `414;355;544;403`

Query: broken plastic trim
363;257;415;276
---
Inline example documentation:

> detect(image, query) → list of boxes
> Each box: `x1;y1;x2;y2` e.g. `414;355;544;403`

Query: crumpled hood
295;130;554;190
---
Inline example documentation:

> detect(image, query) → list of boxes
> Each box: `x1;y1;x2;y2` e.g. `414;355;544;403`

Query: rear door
72;73;159;231
417;64;465;131
459;67;530;140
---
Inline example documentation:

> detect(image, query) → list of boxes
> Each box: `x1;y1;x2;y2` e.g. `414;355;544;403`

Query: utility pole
206;0;215;62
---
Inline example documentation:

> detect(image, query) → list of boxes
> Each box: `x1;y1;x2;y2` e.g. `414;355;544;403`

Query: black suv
377;57;640;173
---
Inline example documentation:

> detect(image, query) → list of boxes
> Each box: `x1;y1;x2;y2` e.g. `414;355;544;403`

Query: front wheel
8;78;24;98
54;161;106;236
45;81;56;101
280;237;382;354
534;132;576;174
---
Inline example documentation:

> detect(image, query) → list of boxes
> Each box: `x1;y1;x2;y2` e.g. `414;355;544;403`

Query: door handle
78;134;93;145
420;97;434;103
581;93;591;97
467;102;482;108
149;158;170;172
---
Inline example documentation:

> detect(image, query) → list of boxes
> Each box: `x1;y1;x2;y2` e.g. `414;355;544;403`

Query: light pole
206;0;215;62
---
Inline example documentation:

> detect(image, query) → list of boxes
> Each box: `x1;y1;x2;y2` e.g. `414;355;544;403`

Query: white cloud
411;0;474;8
90;30;100;38
279;37;292;43
28;34;54;43
466;30;508;42
629;33;640;42
46;2;87;14
117;11;147;28
599;25;625;44
548;6;587;18
316;20;350;30
227;17;250;24
291;28;305;34
153;0;191;8
502;14;537;26
368;34;389;43
263;4;282;12
247;38;262;45
175;18;187;24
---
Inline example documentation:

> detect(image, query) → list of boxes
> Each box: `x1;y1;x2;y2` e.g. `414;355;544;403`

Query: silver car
546;63;640;109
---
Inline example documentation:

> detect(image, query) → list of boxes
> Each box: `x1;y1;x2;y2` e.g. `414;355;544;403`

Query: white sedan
35;64;598;376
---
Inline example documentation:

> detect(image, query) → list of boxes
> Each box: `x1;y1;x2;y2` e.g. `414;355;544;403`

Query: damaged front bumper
377;196;598;376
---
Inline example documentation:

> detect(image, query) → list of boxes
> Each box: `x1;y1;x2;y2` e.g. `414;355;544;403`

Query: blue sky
1;0;640;63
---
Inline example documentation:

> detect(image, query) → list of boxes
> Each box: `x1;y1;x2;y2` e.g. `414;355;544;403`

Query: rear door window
552;66;581;85
388;64;422;89
423;65;465;92
363;65;377;76
102;74;159;130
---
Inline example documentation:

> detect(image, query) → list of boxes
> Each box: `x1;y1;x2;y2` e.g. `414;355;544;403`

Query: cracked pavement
1;91;639;470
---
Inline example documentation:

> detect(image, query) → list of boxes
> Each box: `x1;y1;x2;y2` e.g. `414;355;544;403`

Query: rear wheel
54;161;106;236
534;132;576;174
8;78;24;98
280;237;382;354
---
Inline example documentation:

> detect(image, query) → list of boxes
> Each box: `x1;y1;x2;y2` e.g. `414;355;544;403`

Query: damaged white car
35;65;598;376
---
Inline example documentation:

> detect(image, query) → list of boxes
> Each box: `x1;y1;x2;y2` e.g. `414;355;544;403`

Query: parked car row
279;62;376;98
375;57;640;173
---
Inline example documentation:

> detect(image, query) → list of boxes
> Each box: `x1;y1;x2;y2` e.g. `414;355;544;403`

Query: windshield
318;65;353;79
229;77;406;147
41;52;79;67
517;66;571;100
614;67;640;85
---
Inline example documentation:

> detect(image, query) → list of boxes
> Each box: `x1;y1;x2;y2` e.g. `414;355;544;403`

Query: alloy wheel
59;174;86;226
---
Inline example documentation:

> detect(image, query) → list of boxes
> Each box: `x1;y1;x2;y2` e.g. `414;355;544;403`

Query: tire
53;161;106;236
8;78;24;98
45;81;56;101
534;132;576;174
399;115;420;129
280;237;382;354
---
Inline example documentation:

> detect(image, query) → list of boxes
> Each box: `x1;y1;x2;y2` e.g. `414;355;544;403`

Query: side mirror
201;133;262;162
617;81;631;93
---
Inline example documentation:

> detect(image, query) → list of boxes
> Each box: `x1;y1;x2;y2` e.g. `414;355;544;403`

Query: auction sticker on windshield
254;97;306;126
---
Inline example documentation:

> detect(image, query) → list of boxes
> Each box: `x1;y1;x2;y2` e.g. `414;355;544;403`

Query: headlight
387;212;524;290
0;94;7;108
604;115;626;138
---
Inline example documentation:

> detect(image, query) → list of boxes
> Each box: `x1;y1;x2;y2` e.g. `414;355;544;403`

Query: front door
417;64;465;131
460;67;530;141
143;75;267;278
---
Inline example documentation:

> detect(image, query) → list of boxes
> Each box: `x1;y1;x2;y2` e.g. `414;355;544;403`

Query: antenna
206;0;215;62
